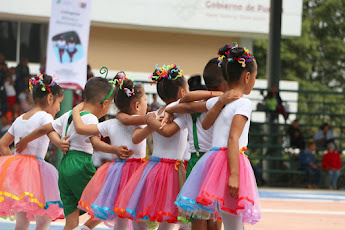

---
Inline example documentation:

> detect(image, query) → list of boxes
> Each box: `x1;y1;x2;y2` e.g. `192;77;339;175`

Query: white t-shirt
206;97;252;148
9;111;53;159
152;107;188;160
52;111;99;154
4;82;16;97
97;118;146;159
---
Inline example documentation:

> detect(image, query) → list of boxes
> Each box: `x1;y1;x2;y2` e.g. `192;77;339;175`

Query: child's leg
207;219;222;230
83;218;102;229
64;209;80;230
34;215;51;230
191;219;207;230
132;221;149;230
218;211;243;230
114;218;130;230
14;212;30;230
157;222;175;230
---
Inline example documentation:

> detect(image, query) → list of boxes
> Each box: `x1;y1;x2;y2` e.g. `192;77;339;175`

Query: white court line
262;209;345;215
260;198;345;203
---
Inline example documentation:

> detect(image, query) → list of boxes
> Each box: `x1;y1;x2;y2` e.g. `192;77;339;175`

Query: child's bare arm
47;132;70;153
16;123;55;153
132;126;153;144
0;132;14;156
165;101;208;114
227;114;247;199
90;136;133;159
116;112;147;126
146;116;180;138
72;103;99;136
180;90;223;103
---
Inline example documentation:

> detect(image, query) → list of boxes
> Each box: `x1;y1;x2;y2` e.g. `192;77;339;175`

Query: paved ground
1;188;344;230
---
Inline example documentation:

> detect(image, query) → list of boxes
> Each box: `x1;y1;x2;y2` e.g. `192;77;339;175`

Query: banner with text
46;0;92;90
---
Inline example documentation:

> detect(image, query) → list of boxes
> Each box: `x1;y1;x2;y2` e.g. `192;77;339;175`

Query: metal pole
54;89;73;169
16;21;21;64
266;0;283;185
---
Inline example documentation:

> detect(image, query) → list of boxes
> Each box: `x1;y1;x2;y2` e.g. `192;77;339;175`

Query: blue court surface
1;188;344;229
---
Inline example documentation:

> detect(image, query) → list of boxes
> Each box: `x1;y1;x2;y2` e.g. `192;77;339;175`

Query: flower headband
149;64;183;84
29;74;58;92
217;42;253;68
100;67;136;100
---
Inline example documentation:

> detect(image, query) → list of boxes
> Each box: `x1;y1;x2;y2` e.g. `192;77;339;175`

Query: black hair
113;75;144;114
32;74;63;106
83;77;114;104
218;45;256;84
154;66;187;102
203;58;225;90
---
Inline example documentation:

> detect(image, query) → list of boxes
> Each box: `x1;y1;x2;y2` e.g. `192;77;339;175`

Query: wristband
210;90;213;97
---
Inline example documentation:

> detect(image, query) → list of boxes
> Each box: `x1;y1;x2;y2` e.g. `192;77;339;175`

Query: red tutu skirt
114;156;186;223
175;147;261;224
0;155;64;221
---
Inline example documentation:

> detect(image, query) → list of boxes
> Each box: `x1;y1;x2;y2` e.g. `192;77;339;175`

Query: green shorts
58;150;96;217
186;152;205;179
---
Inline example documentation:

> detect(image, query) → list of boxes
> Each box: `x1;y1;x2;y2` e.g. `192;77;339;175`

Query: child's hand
116;146;134;159
228;174;239;199
73;102;84;112
16;137;28;153
144;112;156;124
211;91;224;97
160;112;174;129
219;90;241;106
57;135;70;153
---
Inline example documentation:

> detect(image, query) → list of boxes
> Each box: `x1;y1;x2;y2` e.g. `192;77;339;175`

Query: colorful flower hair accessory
217;42;253;68
29;74;58;92
149;64;183;85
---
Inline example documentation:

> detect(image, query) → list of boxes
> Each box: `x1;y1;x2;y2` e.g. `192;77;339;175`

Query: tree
254;0;345;90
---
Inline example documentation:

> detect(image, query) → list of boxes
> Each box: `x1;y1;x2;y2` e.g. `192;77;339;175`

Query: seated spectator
322;143;342;190
287;119;305;149
300;142;322;189
0;115;10;137
314;123;334;148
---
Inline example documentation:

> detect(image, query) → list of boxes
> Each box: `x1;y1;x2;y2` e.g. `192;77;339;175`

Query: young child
175;43;261;230
114;64;189;230
0;74;68;230
73;74;151;230
16;77;129;230
161;58;239;230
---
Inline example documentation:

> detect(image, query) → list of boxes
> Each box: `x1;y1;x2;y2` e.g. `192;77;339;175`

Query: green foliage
254;0;345;89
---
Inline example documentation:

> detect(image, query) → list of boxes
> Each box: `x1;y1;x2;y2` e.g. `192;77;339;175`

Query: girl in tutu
73;73;152;230
114;64;189;230
0;74;68;229
175;43;261;229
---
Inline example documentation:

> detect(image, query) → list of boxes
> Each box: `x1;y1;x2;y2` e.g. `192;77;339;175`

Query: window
0;20;48;63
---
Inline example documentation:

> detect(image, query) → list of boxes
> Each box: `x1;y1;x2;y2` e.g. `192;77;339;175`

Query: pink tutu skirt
175;147;261;224
78;158;145;220
114;156;186;223
0;155;64;221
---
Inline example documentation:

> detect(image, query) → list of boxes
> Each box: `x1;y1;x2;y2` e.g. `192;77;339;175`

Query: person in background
4;75;16;111
15;57;30;95
287;120;305;149
300;142;322;189
18;88;34;113
148;93;161;112
322;143;342;190
187;75;206;91
314;123;335;148
40;57;46;74
87;64;94;81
